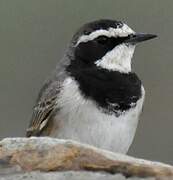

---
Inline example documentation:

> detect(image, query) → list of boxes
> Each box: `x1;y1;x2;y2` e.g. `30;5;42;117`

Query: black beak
125;33;157;44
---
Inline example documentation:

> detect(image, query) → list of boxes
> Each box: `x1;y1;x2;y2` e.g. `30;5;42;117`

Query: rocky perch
0;137;172;180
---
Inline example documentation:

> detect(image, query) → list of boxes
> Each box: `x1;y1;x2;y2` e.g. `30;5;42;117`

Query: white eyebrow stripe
76;24;135;46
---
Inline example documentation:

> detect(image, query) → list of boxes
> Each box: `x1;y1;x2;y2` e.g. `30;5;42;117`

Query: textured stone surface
0;137;172;180
1;171;166;180
0;171;159;180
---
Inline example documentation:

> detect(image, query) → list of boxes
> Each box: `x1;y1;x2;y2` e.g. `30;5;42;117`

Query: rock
0;137;172;180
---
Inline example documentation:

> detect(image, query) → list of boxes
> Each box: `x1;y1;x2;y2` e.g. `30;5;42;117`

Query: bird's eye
128;34;135;39
96;36;108;44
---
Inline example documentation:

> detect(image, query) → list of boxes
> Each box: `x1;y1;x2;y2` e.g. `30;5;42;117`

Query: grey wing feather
26;55;69;137
26;68;66;137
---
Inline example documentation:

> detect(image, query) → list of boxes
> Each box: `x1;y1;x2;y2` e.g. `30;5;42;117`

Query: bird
26;19;157;154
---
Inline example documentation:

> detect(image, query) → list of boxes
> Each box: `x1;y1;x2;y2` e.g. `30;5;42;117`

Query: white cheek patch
76;24;135;46
95;44;135;73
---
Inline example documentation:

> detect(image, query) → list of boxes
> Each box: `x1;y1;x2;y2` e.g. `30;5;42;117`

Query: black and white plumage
26;19;157;153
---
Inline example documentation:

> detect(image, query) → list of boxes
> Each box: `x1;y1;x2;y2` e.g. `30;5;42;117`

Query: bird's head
68;19;157;73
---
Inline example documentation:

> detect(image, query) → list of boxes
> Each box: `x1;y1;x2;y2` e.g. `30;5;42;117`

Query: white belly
51;77;145;154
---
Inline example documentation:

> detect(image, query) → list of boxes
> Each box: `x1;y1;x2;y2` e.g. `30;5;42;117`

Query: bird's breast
51;77;145;153
67;67;142;116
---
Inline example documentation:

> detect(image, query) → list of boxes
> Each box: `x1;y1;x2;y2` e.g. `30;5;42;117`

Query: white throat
95;44;135;73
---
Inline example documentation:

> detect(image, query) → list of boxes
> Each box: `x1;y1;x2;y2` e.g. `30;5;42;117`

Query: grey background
0;0;172;164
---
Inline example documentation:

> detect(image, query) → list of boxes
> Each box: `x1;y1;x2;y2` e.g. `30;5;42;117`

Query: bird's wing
26;80;61;137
